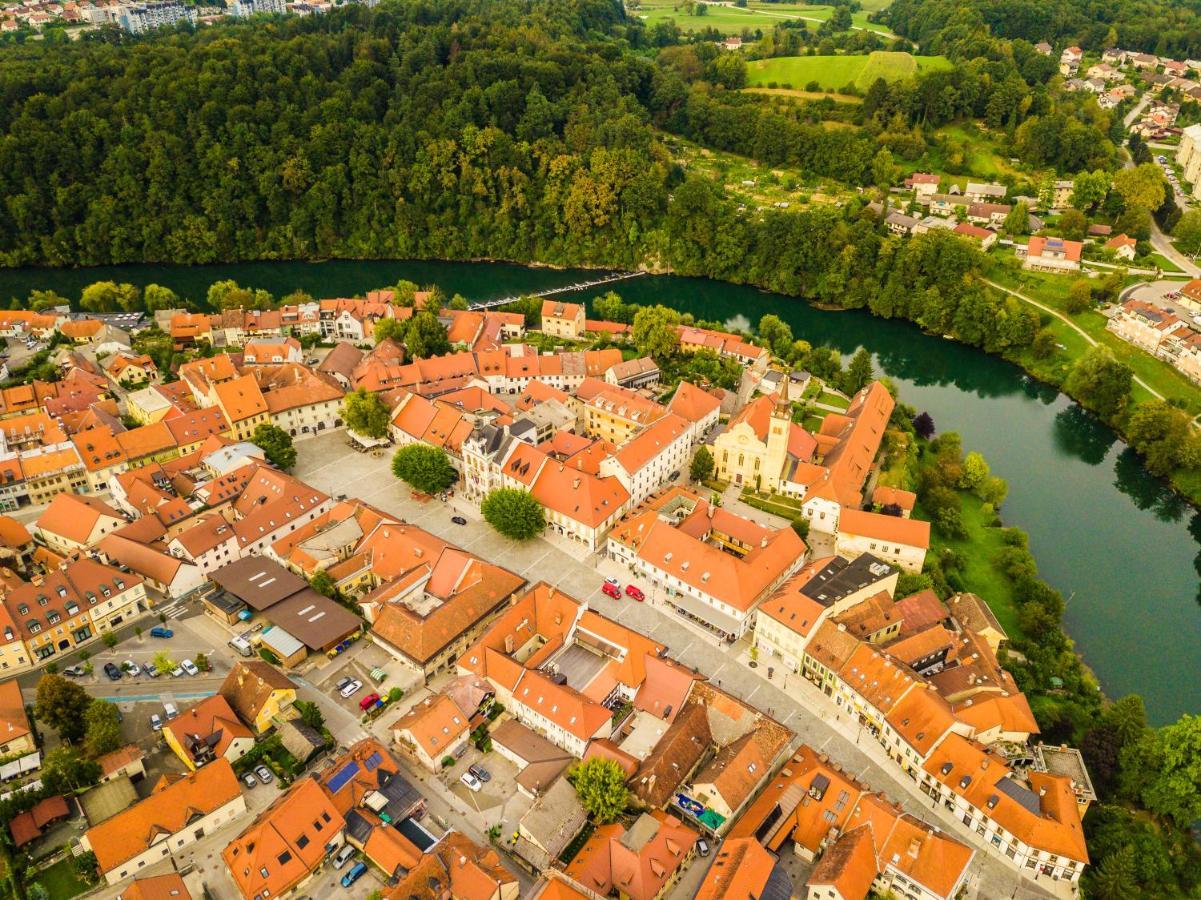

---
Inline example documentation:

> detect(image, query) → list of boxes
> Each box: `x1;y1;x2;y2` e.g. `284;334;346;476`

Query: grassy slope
746;52;951;92
633;1;896;37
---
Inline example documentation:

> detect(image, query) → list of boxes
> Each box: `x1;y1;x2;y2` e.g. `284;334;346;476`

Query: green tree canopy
83;701;123;758
568;757;630;824
481;488;545;540
251;423;297;471
632;305;681;359
404;311;451;358
143;284;180;311
374;317;408;344
35;673;91;744
841;348;874;395
1002;200;1029;235
1063;346;1132;423
690;445;714;482
342;388;391;439
1173;209;1201;258
1111;163;1166;214
757;314;793;358
80;281;141;313
392;444;458;495
41;746;101;794
1126;399;1197;476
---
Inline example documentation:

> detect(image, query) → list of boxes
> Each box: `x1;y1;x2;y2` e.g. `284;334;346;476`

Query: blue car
340;862;367;888
150;627;174;638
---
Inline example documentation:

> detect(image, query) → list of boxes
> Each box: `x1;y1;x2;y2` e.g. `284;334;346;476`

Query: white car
339;679;363;698
459;772;483;792
179;659;199;676
150;713;163;732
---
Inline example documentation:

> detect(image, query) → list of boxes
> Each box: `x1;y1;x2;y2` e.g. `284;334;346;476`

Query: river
2;259;1198;724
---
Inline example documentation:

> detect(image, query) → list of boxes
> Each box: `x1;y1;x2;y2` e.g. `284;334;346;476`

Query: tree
392;444;458;495
871;147;900;197
568;758;630;824
1087;845;1138;900
295;700;325;732
310;570;338;599
28;289;67;311
1070;169;1111;212
448;294;469;310
690;446;714;483
958;450;989;492
1063;346;1132;423
41;746;101;794
1174;208;1201;258
342;389;391;439
35;674;91;743
1002;201;1029;235
403;311;450;358
208;279;272;310
593;291;632;324
1031;329;1058;359
152;651;175;675
374;317;407;344
80;281;141;313
632;305;681;359
841;348;873;395
1058;209;1088;242
1065;280;1092;314
251;423;297;471
143;284;179;311
1112;164;1166;213
1126;400;1195;476
72;851;98;885
481;488;545;540
757;314;793;357
912;412;935;439
83;701;122;758
1125;714;1201;827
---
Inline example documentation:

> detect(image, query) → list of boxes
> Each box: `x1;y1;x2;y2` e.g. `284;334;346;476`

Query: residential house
517;776;589;871
1051;180;1074;210
212;375;269;441
83;761;246;885
392;694;471;771
219;660;298;734
904;173;939;197
605;357;661;390
162;694;255;770
541;300;586;339
104;353;158;387
563;810;698;900
1105;233;1138;260
34;492;125;554
667;381;722;444
242;336;303;366
964;182;1007;203
953;222;997;250
599;413;692;507
1059;46;1082;75
834;508;930;573
0;680;35;756
1023;236;1083;273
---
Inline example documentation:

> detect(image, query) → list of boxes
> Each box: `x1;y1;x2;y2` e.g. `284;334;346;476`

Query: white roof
260;625;304;658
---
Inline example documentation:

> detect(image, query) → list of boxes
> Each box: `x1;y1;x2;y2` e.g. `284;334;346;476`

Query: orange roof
71;425;128;472
0;516;31;550
564;810;697;900
116;422;177;460
668;381;721;421
223;777;345;899
162;695;252;764
612;413;689;475
872;485;916;511
118;873;193;900
0;411;66;446
1027;235;1083;262
541;299;584;321
98;534;184;587
36;492;123;545
166;407;230;446
808;825;878;900
513;669;612;742
695;837;777;900
213;374;268;423
393;694;469;758
20;446;81;479
757;569;830;639
60;318;103;340
0;680;30;743
884;684;956;758
87;761;241;874
530;462;628;529
839;508;930;549
953;692;1040;737
363;821;423;876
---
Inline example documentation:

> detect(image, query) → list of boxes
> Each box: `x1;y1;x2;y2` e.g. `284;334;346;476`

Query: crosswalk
156;598;192;620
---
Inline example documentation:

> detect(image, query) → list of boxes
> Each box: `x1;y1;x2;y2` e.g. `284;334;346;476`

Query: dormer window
56;586;66;597
100;586;111;597
37;596;47;607
17;605;27;616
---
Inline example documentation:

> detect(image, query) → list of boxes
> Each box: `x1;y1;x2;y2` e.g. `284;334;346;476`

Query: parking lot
1120;278;1201;318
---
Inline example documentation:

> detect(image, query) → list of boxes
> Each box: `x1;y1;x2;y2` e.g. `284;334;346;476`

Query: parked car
359;692;381;711
624;584;646;602
340;862;367;888
604;576;619;587
254;765;273;784
468;764;491;783
339;679;363;698
242;772;257;789
164;702;178;720
170;665;184;677
601;582;621;599
62;665;85;677
121;659;139;676
150;713;163;732
149;626;173;638
179;659;199;676
697;838;711;857
103;662;122;681
142;662;159;678
451;515;467;525
335;676;353;692
459;771;483;792
332;845;356;869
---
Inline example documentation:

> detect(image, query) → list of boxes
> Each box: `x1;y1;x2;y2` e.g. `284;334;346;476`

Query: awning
666;591;742;638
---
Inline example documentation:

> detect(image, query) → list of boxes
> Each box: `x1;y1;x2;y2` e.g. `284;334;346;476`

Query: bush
259;648;280;665
441;755;456;769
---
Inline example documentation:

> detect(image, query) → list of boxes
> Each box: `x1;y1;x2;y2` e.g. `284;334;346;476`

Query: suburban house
162;695;255;770
834;508;931;573
964;181;1007;202
953;222;997;250
83;761;246;885
392;694;471;771
1023;236;1083;273
905;173;940;196
34;492;126;554
541;300;586;339
1105;233;1138;260
219;660;298;734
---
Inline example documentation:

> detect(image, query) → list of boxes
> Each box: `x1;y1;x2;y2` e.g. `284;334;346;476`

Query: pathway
468;270;645;310
982;278;1170;404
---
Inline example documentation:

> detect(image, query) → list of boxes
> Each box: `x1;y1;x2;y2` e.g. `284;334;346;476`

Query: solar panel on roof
364;752;382;771
327;760;360;794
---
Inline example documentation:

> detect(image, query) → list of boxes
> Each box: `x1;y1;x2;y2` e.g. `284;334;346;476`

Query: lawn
632;0;896;37
817;389;850;409
916;123;1031;183
746;51;951;92
33;857;91;899
985;262;1201;413
920;492;1025;641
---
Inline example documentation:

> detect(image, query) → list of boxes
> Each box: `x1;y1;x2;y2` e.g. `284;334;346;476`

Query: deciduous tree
404;312;451;359
568;758;630;824
481;488;545;540
690;446;714;482
83;701;122;758
251;423;297;471
1063;346;1132;423
35;674;91;744
632;305;681;359
342;389;391;439
392;444;458;495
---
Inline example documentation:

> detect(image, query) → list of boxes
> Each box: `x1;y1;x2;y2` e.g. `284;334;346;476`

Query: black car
468;763;491;783
451;516;467;526
103;662;122;681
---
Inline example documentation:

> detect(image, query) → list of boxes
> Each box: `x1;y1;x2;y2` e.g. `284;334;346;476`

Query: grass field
632;1;896;37
746;51;952;92
33;858;90;899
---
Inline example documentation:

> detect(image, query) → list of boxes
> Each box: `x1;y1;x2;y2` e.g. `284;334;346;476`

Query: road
1122;94;1200;276
292;433;1064;900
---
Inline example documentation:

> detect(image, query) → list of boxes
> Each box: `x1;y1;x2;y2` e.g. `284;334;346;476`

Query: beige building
540;300;586;339
1178;123;1201;196
711;395;793;491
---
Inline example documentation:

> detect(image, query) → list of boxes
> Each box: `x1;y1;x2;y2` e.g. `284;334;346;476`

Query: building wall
249;688;296;734
834;532;926;574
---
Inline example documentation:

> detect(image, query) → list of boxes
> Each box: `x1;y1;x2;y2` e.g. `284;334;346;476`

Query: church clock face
738;435;748;445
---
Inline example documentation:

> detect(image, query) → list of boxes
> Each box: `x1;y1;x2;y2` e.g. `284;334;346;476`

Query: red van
359;692;381;711
601;582;621;599
624;585;645;602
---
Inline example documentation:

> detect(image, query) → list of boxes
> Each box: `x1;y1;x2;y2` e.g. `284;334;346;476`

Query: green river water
1;259;1197;724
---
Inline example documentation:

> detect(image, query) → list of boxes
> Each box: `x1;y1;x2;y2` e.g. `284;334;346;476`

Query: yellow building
126;386;174;424
213;375;269;441
0;681;36;756
540;300;585;339
712;395;792;491
219;661;298;734
581;386;665;446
